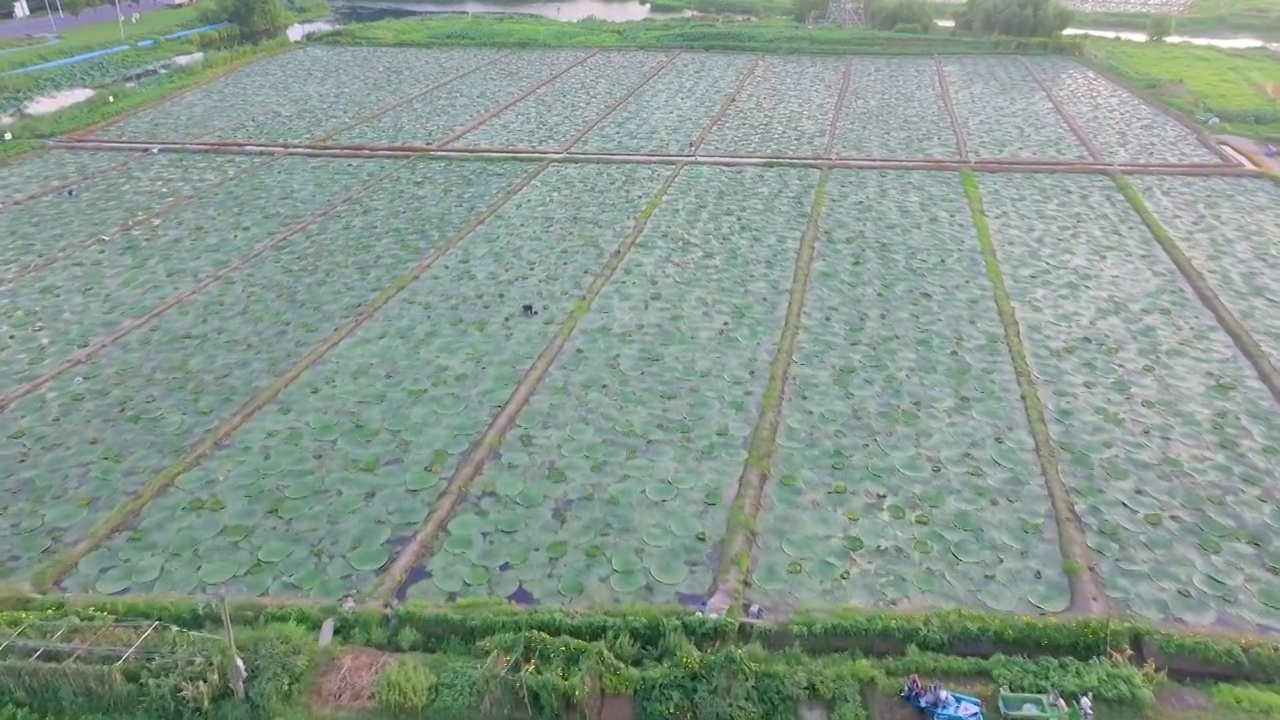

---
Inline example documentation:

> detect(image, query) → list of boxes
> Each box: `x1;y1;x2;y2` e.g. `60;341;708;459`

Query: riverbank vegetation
0;0;327;74
313;14;1082;53
1088;38;1280;139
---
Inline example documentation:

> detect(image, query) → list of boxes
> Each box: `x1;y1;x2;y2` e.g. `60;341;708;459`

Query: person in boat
904;675;923;700
935;687;953;710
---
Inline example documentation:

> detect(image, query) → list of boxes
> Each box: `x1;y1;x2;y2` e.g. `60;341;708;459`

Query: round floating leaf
669;515;701;538
169;531;201;556
610;571;646;593
406;472;441;492
546;540;569;559
258;541;294;563
950;538;983;563
912;539;934;555
842;535;864;553
132;558;164;585
448;513;483;535
443;534;474;554
290;568;322;592
507;545;531;566
516;487;545;508
782;535;812;559
704;489;723;506
199;559;242;585
559;575;586;597
648;553;689;585
646;483;678;502
977;583;1018;612
886;504;907;520
642;526;670;548
95;566;133;594
465;565;491;586
494;474;525;496
433;567;465;593
1027;582;1071;612
952;511;982;532
496;513;523;533
612;551;642;573
348;546;390;572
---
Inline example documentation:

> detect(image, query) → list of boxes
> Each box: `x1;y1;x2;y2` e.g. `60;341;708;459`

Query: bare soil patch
313;647;394;710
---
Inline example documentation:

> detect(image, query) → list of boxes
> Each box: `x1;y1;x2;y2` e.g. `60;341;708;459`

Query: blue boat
902;679;985;720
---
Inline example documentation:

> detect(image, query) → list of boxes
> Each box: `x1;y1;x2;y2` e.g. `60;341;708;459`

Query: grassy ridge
314;15;1083;54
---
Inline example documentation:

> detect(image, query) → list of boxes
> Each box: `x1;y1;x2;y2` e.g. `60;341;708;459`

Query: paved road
0;0;168;39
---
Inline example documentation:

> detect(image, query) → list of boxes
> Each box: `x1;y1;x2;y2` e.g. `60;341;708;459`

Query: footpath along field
5;42;1280;637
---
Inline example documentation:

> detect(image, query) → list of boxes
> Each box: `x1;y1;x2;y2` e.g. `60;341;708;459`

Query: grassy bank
313;15;1083;54
0;597;1279;719
0;0;329;74
1086;38;1280;139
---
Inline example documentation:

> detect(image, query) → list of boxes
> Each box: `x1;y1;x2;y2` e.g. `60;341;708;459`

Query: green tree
954;0;1072;38
792;0;827;23
1146;13;1174;40
218;0;289;43
868;0;933;32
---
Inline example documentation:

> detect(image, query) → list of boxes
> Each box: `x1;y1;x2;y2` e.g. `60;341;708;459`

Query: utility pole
114;0;125;41
42;0;57;33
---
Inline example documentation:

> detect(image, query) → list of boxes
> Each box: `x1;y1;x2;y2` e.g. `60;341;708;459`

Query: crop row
980;173;1280;628
65;163;671;598
940;56;1085;161
97;47;506;143
0;152;256;274
1129;176;1280;372
411;165;819;607
832;57;955;160
0;156;378;388
1;150;136;203
575;53;749;155
751;170;1069;614
702;55;844;157
455;51;669;151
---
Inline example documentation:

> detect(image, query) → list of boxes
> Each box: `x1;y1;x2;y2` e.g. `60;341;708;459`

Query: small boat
996;688;1068;719
902;678;985;720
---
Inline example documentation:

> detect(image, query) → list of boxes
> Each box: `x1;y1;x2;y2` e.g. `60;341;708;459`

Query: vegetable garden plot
333;50;590;147
938;57;1087;161
1027;58;1222;165
0;158;400;584
0;151;136;203
67;164;668;599
0;157;378;389
0;153;256;272
454;52;669;151
750;171;1068;614
413;166;818;607
980;173;1280;629
576;53;749;155
701;56;845;157
1130;177;1280;371
830;58;956;160
94;47;504;144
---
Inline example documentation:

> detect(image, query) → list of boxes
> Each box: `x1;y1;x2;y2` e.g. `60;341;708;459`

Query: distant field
87;46;1224;165
4;46;1279;633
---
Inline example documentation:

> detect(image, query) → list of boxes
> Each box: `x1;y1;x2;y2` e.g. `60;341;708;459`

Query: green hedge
3;596;1277;684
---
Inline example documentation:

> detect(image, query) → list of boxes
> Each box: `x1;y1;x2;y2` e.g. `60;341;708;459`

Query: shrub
239;623;318;719
870;0;933;32
1146;13;1174;40
372;659;438;716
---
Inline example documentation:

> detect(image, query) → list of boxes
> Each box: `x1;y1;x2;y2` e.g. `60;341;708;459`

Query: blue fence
3;22;228;75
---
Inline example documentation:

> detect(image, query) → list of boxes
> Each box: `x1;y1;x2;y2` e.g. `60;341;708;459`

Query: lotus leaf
95;566;133;594
199;558;242;585
348;545;390;572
